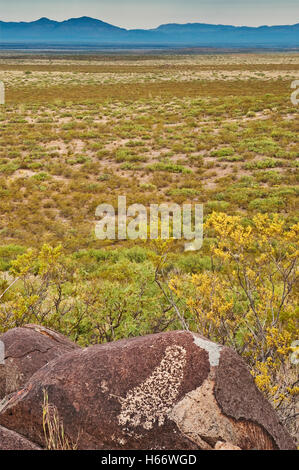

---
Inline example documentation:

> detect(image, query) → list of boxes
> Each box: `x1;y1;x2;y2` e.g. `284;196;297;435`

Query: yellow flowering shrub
169;212;298;440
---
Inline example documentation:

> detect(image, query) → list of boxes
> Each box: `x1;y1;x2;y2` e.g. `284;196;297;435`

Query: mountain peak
68;16;97;22
66;16;109;24
60;16;126;30
34;17;54;24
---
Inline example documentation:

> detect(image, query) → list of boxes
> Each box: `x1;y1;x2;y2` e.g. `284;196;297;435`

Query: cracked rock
0;324;80;399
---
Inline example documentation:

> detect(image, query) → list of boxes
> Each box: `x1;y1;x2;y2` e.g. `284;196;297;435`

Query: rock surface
0;330;295;450
0;324;80;399
215;441;241;450
0;425;41;450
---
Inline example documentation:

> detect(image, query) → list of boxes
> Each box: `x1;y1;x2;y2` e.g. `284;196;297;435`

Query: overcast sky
0;0;298;28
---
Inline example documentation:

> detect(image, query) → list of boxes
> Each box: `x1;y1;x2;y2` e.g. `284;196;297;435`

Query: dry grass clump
42;390;79;450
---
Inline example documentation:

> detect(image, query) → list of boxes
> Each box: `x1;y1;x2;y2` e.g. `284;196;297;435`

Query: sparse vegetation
0;52;298;443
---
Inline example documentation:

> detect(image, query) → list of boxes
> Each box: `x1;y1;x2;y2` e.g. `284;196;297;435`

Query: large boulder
0;330;295;450
0;324;80;399
0;425;41;450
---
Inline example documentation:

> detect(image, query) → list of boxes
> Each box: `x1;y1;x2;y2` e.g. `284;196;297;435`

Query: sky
0;0;298;29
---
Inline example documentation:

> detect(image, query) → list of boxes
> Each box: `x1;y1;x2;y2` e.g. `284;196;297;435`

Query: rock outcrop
0;330;295;450
0;425;41;450
0;324;80;399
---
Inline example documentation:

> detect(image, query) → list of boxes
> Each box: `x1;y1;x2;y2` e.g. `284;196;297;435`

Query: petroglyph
118;345;186;430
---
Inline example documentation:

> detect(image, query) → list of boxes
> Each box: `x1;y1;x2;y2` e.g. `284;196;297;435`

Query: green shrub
248;196;285;212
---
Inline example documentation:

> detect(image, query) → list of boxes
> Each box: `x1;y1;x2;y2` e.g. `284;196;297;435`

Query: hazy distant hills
0;16;298;47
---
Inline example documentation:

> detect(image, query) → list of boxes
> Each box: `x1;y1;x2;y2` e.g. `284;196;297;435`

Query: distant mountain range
0;17;298;47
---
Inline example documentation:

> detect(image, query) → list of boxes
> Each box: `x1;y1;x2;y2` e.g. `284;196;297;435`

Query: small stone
0;425;41;450
215;441;241;450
